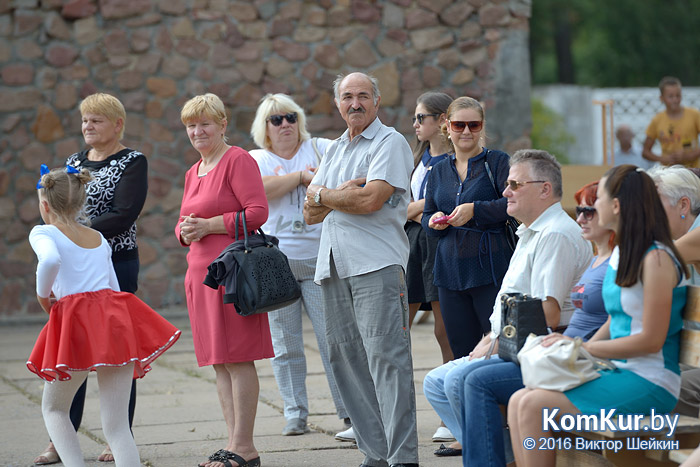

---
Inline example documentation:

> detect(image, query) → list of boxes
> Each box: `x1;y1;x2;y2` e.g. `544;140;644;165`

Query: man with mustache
304;72;419;467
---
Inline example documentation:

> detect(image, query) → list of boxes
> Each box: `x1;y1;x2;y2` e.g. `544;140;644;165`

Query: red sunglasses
448;120;483;133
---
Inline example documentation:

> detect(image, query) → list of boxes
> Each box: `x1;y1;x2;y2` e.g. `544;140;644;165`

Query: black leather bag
484;155;520;252
204;211;301;317
497;293;548;363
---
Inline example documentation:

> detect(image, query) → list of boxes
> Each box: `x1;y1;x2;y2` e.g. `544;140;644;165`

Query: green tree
530;98;572;164
531;0;700;87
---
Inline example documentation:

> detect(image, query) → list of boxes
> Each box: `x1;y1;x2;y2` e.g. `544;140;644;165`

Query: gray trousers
321;258;419;466
268;257;347;422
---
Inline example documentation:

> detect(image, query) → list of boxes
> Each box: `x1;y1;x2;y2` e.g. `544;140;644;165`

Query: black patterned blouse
66;148;148;262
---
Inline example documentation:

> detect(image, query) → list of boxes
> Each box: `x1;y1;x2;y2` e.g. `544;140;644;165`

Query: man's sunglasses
448;120;483;133
267;112;298;126
575;206;597;221
412;113;439;125
504;180;546;191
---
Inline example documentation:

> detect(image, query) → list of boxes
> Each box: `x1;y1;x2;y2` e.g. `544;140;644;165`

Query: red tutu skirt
27;289;181;382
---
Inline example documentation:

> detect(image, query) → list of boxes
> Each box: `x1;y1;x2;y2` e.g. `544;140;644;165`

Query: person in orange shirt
643;76;700;167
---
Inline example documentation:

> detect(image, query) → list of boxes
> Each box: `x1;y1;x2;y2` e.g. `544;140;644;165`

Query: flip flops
199;449;261;467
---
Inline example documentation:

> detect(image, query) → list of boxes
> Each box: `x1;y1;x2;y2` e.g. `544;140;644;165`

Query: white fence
532;85;700;165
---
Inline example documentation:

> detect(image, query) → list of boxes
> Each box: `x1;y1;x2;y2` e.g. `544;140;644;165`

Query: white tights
41;363;140;466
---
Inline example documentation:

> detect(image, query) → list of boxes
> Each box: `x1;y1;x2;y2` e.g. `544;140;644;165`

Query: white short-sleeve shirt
311;118;413;282
488;202;593;335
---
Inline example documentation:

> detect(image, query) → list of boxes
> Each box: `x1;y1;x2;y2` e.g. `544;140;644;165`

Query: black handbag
497;293;548;363
203;211;301;317
483;153;520;252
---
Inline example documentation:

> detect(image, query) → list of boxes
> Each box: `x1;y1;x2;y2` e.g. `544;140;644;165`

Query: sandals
98;446;114;462
34;445;60;465
199;449;261;467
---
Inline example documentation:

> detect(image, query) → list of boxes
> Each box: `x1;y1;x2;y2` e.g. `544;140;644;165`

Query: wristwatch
314;187;324;206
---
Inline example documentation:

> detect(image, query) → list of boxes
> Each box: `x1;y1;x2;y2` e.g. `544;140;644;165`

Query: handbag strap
311;137;322;166
569;337;617;371
235;210;273;252
482;150;501;200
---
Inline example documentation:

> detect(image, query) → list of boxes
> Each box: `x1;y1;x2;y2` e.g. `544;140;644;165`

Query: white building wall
533;85;700;165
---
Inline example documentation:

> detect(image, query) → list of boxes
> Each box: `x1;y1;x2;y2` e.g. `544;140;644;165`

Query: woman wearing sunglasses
421;96;514;361
248;94;350;439
406;91;456;444
427;181;614;467
509;165;688;467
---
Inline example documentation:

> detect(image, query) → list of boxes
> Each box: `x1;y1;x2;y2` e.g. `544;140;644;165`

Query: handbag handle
235;211;273;252
568;337;617;371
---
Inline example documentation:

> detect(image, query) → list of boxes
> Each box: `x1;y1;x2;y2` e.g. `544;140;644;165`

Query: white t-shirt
29;224;119;299
250;138;331;260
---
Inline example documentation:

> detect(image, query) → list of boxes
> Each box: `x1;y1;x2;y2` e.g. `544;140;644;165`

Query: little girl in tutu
26;165;181;466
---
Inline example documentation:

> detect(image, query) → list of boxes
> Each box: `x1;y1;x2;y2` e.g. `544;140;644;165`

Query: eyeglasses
267;112;298;126
448;120;483;133
504;179;546;191
575;206;597;221
412;113;439;125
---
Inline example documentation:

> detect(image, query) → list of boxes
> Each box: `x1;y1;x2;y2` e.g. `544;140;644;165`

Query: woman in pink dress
176;93;271;467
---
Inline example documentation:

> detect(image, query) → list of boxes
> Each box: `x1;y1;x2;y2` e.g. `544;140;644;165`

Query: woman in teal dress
507;164;689;467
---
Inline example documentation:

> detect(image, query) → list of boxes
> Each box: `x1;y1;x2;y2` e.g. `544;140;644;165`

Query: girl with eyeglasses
508;165;688;467
406;91;456;444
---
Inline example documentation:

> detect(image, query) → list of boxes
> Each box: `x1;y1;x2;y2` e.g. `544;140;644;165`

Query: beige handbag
518;334;616;392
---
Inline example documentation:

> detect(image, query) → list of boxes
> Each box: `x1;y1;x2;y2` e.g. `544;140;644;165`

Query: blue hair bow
36;164;81;189
36;164;49;189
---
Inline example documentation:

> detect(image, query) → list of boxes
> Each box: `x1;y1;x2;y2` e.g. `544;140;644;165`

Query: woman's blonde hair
441;96;485;151
79;93;127;140
38;167;93;225
250;93;310;150
180;93;229;143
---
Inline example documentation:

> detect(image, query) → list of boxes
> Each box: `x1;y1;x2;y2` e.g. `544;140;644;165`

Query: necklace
199;145;229;176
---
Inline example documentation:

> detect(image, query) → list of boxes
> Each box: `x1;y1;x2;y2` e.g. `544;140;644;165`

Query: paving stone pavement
0;309;462;467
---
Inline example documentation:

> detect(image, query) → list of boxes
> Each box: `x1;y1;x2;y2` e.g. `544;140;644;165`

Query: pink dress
176;147;273;366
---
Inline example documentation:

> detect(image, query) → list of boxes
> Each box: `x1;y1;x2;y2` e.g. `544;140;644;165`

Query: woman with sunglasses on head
422;96;514;360
248;94;350;441
508;165;688;467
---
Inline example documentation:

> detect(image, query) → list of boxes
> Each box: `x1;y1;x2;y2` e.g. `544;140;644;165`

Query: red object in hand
433;215;452;224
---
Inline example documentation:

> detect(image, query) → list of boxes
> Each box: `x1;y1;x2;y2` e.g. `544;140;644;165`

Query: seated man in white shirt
423;149;593;460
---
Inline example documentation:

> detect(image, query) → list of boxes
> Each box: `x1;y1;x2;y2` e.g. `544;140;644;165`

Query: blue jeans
423;357;519;467
423;356;474;441
461;358;522;467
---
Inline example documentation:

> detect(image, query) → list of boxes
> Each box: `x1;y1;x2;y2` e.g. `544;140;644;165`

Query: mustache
348;107;365;114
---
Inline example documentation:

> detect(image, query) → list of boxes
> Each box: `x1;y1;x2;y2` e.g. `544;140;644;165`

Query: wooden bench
554;287;700;466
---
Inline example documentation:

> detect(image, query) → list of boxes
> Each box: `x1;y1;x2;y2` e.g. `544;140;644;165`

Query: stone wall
0;0;532;319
